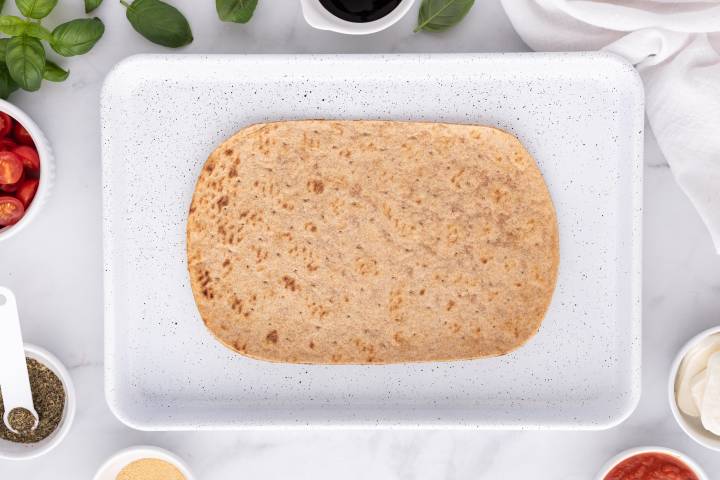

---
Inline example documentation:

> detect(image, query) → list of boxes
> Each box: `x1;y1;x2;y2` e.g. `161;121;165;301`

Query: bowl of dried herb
0;343;76;460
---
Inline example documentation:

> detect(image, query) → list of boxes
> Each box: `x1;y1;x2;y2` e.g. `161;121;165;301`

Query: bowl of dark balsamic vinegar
301;0;417;34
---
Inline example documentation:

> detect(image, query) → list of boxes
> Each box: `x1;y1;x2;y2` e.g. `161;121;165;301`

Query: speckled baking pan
101;53;643;430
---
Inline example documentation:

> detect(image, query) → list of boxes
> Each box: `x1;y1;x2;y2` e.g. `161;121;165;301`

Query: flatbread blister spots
187;120;559;364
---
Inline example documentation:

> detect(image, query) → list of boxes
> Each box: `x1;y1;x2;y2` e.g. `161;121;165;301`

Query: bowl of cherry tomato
0;99;54;241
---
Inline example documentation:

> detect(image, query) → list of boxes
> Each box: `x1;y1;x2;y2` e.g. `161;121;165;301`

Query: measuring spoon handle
0;287;38;431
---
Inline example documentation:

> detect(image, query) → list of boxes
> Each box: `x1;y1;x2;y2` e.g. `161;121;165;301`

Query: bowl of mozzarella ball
670;326;720;450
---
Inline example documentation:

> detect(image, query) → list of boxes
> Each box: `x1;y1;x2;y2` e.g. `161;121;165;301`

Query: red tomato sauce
604;452;699;480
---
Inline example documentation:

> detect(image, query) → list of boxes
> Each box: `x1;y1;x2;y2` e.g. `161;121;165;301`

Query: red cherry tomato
0;151;23;184
14;178;38;207
0;139;17;151
0;113;13;138
12;122;33;147
13;146;40;177
0;170;23;193
0;196;24;226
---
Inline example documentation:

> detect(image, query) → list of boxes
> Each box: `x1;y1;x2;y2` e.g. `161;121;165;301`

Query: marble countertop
1;1;719;478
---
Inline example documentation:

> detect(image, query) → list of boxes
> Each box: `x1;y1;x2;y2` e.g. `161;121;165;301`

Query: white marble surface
0;1;719;478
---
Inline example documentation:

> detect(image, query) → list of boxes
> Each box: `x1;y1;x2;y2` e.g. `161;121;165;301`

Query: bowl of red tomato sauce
0;99;54;240
595;447;707;480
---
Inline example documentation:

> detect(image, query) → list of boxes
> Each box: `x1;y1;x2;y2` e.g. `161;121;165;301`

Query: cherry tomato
0;151;22;184
0;196;24;226
13;146;40;177
0;170;23;193
14;178;38;207
12;122;33;147
0;113;13;138
0;139;17;151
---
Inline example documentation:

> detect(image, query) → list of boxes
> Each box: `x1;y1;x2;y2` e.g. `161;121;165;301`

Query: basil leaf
24;22;51;41
216;0;257;24
43;60;67;81
0;15;27;36
6;35;45;91
85;0;103;13
415;0;475;32
0;62;19;99
122;0;193;48
15;0;58;19
0;38;9;60
51;18;105;57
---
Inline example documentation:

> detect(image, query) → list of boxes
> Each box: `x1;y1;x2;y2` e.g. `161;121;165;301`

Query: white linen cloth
500;0;720;252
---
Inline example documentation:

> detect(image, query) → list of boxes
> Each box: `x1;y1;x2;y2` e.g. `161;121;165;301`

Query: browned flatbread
187;120;559;364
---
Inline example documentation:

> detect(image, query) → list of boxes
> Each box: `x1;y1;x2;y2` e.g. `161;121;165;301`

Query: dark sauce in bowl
319;0;403;23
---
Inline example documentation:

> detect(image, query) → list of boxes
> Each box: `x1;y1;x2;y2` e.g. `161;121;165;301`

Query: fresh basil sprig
121;0;193;48
216;0;258;24
0;1;105;98
415;0;475;33
85;0;103;14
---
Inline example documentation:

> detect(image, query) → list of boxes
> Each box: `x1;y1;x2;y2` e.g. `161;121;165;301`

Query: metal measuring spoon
0;287;39;434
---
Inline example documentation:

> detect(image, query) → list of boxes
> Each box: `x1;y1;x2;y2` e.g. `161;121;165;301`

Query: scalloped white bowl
300;0;417;35
94;446;195;480
0;344;76;460
595;446;708;480
669;325;720;451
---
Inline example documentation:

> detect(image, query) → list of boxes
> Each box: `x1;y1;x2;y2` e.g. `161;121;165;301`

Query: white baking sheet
102;53;643;429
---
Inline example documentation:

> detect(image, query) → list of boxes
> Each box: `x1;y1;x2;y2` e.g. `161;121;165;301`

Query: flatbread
187;120;559;364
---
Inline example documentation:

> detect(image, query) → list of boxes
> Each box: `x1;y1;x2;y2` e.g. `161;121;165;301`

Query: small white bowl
0;344;76;460
0;99;55;242
595;446;708;480
94;446;195;480
301;0;417;35
669;325;720;451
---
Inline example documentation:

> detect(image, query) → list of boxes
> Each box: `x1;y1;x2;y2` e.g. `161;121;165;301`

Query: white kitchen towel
500;0;720;253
